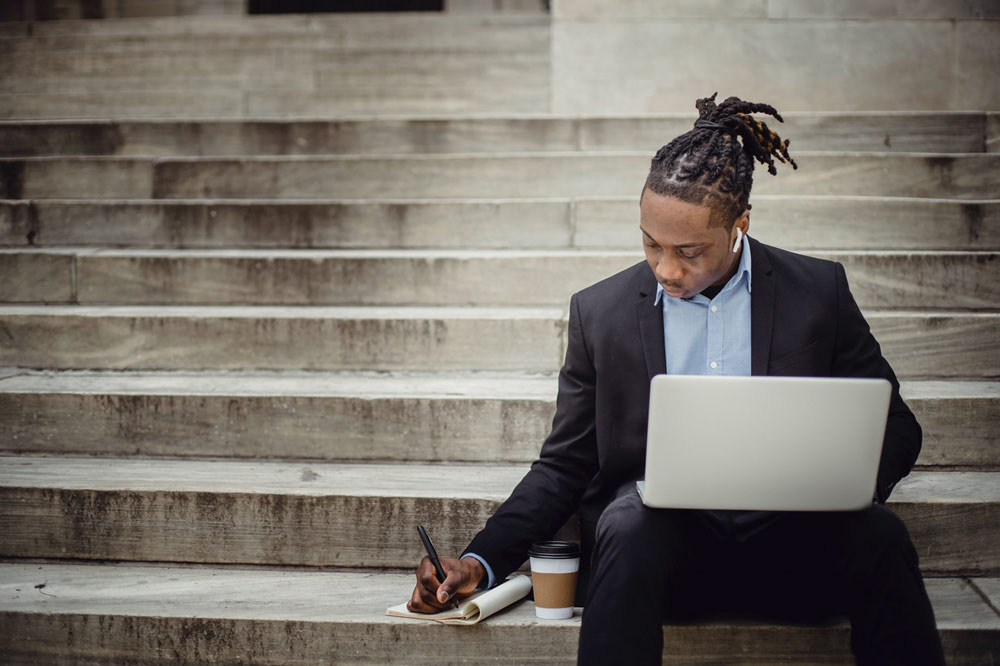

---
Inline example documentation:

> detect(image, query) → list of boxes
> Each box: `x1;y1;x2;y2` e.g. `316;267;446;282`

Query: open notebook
385;575;532;625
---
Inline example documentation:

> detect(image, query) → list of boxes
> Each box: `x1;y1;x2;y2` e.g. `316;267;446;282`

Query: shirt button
710;305;718;312
710;361;718;369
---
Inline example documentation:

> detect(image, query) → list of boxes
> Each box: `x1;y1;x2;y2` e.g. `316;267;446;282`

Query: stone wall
551;0;1000;112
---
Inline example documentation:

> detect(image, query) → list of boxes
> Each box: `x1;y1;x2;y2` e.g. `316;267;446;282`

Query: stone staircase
1;6;999;665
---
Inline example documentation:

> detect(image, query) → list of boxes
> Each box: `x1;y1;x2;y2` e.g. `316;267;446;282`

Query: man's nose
657;256;684;283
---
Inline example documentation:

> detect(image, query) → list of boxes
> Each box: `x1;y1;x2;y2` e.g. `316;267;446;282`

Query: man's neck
702;244;744;299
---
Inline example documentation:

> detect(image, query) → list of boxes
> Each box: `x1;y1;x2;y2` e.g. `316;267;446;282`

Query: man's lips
662;285;687;297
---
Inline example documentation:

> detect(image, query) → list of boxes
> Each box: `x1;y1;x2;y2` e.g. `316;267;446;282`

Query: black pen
417;525;460;609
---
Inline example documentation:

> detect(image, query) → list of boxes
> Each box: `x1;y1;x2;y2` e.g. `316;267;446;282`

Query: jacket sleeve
832;262;921;503
462;292;600;581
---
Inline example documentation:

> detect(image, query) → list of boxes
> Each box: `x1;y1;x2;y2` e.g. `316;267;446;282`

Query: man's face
639;188;747;300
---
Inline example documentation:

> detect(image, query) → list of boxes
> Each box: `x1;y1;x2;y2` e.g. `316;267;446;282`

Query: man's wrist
460;553;494;589
464;557;486;588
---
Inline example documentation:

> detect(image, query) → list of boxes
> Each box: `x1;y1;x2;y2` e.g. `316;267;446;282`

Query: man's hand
407;555;486;613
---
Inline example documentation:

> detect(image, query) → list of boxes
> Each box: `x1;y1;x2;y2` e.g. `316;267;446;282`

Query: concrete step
3;197;997;251
554;0;1000;20
0;457;996;574
0;306;995;378
4;248;999;310
0;44;549;79
0;371;995;468
0;73;315;95
0;65;549;98
2;0;242;21
3;153;996;200
0;55;549;99
0;564;997;665
576;196;1000;252
0;305;568;372
2;8;545;37
0;370;557;463
0;90;248;121
0;87;551;120
0;14;550;54
0;54;549;116
0;113;989;157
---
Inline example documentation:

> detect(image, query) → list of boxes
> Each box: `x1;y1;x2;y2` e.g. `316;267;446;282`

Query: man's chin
663;287;689;299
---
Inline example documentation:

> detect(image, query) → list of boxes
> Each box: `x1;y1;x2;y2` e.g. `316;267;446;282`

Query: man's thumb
437;570;459;602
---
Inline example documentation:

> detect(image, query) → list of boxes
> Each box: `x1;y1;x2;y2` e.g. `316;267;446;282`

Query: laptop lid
640;375;891;512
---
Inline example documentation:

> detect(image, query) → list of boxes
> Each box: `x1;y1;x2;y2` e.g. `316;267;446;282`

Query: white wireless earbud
732;227;743;253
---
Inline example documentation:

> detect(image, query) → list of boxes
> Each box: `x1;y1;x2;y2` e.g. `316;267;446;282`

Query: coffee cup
528;541;580;619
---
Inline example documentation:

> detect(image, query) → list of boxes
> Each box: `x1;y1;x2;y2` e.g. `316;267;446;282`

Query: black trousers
577;486;946;666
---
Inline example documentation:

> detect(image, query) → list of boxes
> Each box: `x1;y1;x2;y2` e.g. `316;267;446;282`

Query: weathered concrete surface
0;250;73;302
868;312;1000;379
0;457;528;568
1;113;986;157
1;199;575;249
976;578;1000;612
0;374;995;468
0;14;549;54
0;371;557;462
0;118;585;157
988;113;1000;153
246;70;550;117
577;196;1000;251
553;0;1000;19
1;47;545;79
575;112;989;154
15;10;546;38
8;152;994;200
552;19;999;112
0;89;246;121
0;565;995;665
956;21;1000;111
65;249;639;306
0;305;569;372
0;458;995;573
888;472;1000;574
1;84;550;120
4;248;999;310
901;381;1000;469
0;200;31;246
445;0;546;12
6;0;243;21
0;307;996;377
2;157;154;199
0;72;309;95
4;197;997;251
767;0;1000;19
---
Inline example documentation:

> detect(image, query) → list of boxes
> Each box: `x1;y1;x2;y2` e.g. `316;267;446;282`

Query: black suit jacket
464;237;922;584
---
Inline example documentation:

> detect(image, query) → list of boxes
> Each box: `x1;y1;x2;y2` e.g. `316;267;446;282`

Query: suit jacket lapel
750;237;775;376
636;265;667;380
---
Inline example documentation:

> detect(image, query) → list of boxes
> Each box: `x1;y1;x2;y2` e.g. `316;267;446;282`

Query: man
408;94;946;665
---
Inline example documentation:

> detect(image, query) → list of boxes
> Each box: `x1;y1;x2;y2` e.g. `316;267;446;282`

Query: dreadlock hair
644;93;797;230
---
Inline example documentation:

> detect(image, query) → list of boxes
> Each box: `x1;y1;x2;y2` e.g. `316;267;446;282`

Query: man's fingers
408;580;448;613
407;555;474;612
436;563;467;603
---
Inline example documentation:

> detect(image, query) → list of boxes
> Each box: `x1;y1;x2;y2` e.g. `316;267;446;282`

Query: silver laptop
637;375;891;512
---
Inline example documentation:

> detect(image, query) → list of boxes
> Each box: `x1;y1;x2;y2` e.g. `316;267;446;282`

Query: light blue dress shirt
654;233;752;376
468;236;754;588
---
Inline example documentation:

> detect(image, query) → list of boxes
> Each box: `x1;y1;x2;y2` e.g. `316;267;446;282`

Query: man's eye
679;250;700;259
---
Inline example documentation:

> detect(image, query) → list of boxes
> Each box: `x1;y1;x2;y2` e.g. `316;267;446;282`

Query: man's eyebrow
639;227;704;249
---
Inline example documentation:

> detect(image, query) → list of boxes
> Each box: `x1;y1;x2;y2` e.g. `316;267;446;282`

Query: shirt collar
653;233;753;306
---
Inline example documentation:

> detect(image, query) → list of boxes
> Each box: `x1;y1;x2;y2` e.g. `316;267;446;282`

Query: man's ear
735;209;750;236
